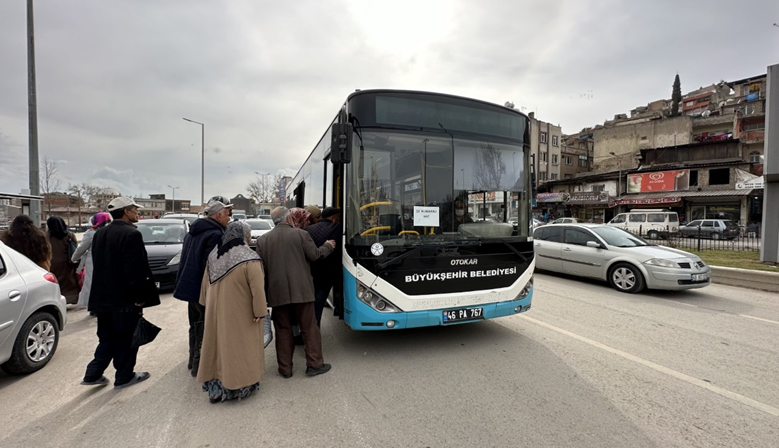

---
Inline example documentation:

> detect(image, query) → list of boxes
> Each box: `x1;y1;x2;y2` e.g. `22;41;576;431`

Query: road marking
739;314;779;326
516;315;779;417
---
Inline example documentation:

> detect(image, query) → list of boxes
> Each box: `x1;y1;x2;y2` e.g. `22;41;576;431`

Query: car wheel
712;233;721;240
647;230;658;240
608;263;645;294
0;312;59;375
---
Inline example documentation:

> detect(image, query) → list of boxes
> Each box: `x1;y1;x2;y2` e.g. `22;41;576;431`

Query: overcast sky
1;0;777;204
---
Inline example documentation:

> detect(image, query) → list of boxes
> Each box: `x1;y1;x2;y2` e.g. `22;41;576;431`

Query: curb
710;265;779;293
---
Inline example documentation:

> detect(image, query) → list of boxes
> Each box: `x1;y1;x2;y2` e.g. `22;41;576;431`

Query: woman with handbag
46;216;80;305
198;221;268;403
71;212;112;311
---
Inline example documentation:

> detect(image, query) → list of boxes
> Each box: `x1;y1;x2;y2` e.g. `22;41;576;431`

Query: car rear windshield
249;221;271;230
724;221;739;229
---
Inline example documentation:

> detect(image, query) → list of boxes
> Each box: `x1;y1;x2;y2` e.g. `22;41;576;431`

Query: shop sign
536;192;569;203
627;169;690;193
468;191;497;201
616;197;682;205
569;192;610;203
735;176;764;190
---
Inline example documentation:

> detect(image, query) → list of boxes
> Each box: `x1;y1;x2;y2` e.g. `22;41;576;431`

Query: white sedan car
533;224;711;293
246;219;274;248
1;242;67;374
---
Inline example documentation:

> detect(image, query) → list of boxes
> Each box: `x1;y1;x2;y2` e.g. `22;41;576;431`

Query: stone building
528;113;563;186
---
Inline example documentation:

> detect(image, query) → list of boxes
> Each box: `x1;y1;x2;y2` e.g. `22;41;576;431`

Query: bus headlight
356;280;402;313
516;276;533;300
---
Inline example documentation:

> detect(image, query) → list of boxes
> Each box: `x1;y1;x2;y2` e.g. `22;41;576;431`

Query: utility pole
27;0;41;226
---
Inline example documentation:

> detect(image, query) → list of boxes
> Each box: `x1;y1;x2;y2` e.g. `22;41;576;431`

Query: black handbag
131;317;161;348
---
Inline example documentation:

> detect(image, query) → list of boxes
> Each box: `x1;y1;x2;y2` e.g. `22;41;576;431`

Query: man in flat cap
174;196;233;376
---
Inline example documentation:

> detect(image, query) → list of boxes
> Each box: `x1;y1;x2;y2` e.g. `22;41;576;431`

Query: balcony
740;129;764;144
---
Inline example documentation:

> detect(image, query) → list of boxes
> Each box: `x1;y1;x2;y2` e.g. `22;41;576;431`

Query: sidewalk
710;265;779;293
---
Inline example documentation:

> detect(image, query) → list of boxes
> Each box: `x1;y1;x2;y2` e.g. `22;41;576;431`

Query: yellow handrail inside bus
361;226;391;236
359;201;393;211
398;230;419;236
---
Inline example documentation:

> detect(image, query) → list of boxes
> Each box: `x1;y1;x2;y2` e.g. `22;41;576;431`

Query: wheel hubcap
613;268;636;290
26;321;55;362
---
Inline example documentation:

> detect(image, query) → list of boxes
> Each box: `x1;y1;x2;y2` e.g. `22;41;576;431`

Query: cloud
1;0;777;204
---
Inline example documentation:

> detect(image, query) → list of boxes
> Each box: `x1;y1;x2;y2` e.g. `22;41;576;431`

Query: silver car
246;219;274;248
0;242;67;374
533;224;711;293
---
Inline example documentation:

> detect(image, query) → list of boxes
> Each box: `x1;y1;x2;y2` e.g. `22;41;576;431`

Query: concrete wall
594;116;692;170
530;116;562;183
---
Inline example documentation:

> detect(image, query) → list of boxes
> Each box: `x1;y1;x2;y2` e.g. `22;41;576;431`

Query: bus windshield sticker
413;206;440;227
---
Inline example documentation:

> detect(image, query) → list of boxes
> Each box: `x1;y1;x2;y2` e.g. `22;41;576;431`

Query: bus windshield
346;130;530;245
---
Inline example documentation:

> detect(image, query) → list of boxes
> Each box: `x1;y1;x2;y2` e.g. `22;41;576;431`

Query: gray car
533;224;711;293
0;242;68;374
679;219;740;240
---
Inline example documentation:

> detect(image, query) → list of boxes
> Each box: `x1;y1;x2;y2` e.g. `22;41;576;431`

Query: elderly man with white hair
256;206;335;379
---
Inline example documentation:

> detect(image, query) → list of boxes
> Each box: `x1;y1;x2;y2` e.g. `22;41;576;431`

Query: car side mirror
586;241;603;249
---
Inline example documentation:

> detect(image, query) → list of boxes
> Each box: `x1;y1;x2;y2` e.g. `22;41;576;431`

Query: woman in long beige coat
197;221;268;403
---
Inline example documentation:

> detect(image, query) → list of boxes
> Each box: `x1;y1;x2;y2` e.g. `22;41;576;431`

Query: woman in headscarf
198;221;268;403
46;216;81;304
287;207;311;229
0;215;51;270
71;212;112;310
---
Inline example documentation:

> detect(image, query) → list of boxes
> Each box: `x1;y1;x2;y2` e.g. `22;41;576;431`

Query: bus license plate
691;273;709;282
443;307;483;323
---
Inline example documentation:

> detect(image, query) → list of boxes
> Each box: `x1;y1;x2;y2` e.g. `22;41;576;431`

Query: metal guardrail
626;225;761;252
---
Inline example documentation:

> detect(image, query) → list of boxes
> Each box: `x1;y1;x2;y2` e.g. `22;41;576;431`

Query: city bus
284;90;534;330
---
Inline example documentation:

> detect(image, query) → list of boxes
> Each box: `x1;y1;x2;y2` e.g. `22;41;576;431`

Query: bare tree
40;156;62;217
81;184;101;209
473;143;506;190
247;174;282;204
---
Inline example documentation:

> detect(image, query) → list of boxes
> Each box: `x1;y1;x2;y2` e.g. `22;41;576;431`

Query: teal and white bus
285;90;534;330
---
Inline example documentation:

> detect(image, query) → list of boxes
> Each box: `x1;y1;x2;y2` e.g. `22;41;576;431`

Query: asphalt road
1;273;778;448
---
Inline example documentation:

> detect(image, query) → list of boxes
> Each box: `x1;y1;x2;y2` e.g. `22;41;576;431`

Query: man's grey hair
271;206;289;225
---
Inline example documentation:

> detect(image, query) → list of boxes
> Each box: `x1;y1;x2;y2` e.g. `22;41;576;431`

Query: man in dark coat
173;196;232;376
257;206;335;378
82;197;160;389
305;207;342;327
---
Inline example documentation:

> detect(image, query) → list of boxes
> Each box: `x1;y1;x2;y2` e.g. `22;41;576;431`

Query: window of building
540;152;547;162
686;101;694;107
540;132;547;143
564;156;573;165
578;154;588;167
552;135;559;146
539;171;547;181
749;151;762;164
743;123;765;131
709;168;730;185
564;174;573;179
744;104;755;115
592;184;605;192
552;154;558;165
550;173;558;180
689;170;699;186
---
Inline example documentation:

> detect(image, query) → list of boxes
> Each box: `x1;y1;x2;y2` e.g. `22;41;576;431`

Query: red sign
626;169;690;193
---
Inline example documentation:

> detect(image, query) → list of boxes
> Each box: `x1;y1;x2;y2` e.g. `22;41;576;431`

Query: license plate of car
443;307;483;323
691;273;709;282
155;282;160;289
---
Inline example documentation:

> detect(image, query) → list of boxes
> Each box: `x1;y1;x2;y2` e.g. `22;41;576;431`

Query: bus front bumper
344;290;533;331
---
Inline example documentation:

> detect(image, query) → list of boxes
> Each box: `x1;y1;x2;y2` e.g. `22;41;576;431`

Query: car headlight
356;280;402;313
167;251;181;266
643;258;677;268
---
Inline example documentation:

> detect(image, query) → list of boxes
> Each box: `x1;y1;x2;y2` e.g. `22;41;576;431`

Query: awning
619;189;753;200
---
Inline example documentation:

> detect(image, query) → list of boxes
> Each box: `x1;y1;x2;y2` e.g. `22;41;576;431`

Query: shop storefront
617;190;753;225
535;192;570;220
567;192;613;223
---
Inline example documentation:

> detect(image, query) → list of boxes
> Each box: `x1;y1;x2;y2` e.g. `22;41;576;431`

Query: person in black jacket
305;207;342;327
173;196;232;376
81;197;160;389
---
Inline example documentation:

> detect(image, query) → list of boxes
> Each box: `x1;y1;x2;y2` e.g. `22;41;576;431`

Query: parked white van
606;209;680;239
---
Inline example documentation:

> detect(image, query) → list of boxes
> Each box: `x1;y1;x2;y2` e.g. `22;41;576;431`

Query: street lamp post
183;118;204;208
168;185;179;213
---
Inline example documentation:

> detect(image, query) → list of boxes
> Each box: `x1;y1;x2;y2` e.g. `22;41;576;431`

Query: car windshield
346;129;530;246
248;220;271;230
135;222;187;244
591;226;649;247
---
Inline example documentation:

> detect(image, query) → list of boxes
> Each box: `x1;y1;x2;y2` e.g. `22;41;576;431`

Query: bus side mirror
331;122;353;164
